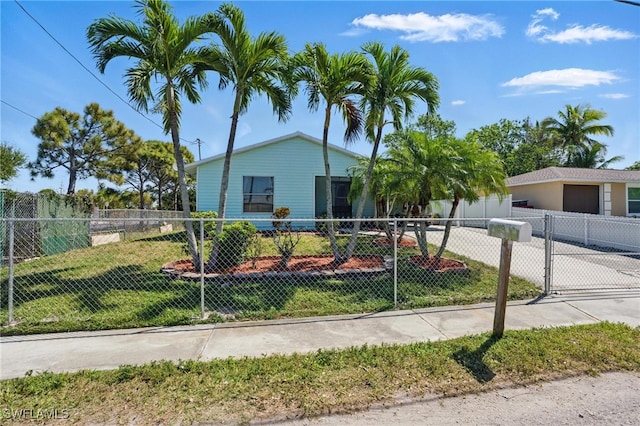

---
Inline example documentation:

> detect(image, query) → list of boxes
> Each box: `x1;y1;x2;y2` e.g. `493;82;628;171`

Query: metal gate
545;214;640;293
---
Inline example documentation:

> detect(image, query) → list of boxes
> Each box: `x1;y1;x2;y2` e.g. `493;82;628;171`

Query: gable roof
184;131;363;173
507;167;640;187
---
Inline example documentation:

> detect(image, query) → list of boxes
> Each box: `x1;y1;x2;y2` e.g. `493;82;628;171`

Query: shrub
245;232;264;268
272;206;291;231
273;225;301;268
190;211;218;238
270;207;300;267
216;221;257;269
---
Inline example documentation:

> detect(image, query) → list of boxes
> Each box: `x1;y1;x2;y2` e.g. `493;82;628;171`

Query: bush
216;221;257;268
191;211;218;238
272;206;291;230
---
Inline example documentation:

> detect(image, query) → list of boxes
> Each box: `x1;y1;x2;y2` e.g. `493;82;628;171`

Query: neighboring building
185;132;374;227
507;167;640;216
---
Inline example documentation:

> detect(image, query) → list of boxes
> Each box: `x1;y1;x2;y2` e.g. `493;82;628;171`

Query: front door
332;179;352;218
315;176;353;218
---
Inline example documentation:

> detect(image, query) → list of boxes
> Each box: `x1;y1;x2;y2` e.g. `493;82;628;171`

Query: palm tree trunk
322;105;340;258
434;196;460;260
415;215;430;258
207;92;242;271
337;124;384;264
167;82;200;268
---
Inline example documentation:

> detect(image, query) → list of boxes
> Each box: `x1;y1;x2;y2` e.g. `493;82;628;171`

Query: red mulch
372;236;418;247
408;255;467;272
169;255;383;274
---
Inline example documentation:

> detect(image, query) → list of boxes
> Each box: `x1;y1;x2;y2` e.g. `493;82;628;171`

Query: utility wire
12;0;197;145
1;100;39;120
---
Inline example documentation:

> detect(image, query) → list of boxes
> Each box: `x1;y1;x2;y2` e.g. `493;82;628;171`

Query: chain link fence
1;215;638;335
544;215;640;292
89;208;185;240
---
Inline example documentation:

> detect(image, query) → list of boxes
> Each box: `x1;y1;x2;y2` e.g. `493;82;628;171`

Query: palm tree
434;138;507;260
570;141;624;169
204;3;292;270
541;104;614;167
340;42;440;263
289;43;372;257
87;0;217;266
347;155;401;240
382;129;454;258
626;161;640;171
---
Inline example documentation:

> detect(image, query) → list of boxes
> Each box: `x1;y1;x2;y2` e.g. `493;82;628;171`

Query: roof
184;131;363;172
507;167;640;187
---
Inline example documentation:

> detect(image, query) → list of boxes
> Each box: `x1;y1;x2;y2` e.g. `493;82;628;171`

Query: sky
1;0;639;194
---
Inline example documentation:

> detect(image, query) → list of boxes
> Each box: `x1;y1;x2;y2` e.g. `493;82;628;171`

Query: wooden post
493;238;513;338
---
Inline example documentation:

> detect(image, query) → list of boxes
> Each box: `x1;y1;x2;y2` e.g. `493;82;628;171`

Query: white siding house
185;132;374;228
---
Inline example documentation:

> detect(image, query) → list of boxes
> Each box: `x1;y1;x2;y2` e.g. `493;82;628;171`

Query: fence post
544;214;553;295
199;218;205;320
7;219;15;324
583;214;589;246
393;217;398;308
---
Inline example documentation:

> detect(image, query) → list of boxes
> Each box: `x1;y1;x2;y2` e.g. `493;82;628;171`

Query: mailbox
487;218;533;338
488;219;532;243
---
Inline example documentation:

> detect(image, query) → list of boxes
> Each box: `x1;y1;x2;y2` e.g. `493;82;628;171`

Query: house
507;167;640;216
185;132;374;227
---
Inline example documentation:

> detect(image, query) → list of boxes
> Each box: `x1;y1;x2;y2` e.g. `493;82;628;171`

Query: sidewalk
1;292;639;380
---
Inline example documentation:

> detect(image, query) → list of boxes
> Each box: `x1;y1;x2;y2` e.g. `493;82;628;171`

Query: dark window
243;176;273;213
628;186;640;215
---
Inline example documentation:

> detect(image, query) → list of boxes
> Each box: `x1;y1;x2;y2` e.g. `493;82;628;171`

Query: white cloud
451;100;466;106
350;12;504;42
340;27;368;37
502;68;620;90
526;8;559;38
526;8;637;43
600;93;630;100
543;24;636;44
237;122;252;139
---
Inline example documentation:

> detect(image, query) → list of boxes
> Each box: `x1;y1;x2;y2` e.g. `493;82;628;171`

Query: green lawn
1;231;541;335
1;322;638;424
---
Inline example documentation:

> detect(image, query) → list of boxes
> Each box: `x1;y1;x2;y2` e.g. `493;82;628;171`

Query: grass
0;230;541;335
1;322;638;424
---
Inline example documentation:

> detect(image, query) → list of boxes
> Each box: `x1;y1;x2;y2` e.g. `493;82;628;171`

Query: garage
563;184;599;214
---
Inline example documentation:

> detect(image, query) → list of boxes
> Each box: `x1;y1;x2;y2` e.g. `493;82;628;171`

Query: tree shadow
452;335;500;383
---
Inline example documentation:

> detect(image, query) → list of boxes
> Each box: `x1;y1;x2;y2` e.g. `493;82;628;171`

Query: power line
1;100;39;120
12;0;197;145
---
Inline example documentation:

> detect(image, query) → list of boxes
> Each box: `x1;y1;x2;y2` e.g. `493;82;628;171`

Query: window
243;176;273;213
628;185;640;216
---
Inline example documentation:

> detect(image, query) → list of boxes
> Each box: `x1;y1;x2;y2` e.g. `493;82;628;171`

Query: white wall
432;195;639;252
510;207;640;252
431;194;512;228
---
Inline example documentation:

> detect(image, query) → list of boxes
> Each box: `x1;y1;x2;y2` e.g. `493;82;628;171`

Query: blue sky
1;0;639;194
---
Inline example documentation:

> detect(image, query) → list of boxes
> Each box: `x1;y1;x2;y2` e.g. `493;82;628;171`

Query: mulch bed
166;255;384;274
372;236;418;247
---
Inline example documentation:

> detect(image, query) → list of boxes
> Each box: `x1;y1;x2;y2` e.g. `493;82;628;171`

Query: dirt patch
408;255;468;273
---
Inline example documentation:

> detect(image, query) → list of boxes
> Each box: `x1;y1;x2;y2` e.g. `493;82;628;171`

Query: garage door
563;184;599;214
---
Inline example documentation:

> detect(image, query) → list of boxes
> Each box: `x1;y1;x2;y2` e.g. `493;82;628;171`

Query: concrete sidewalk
1;292;638;380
